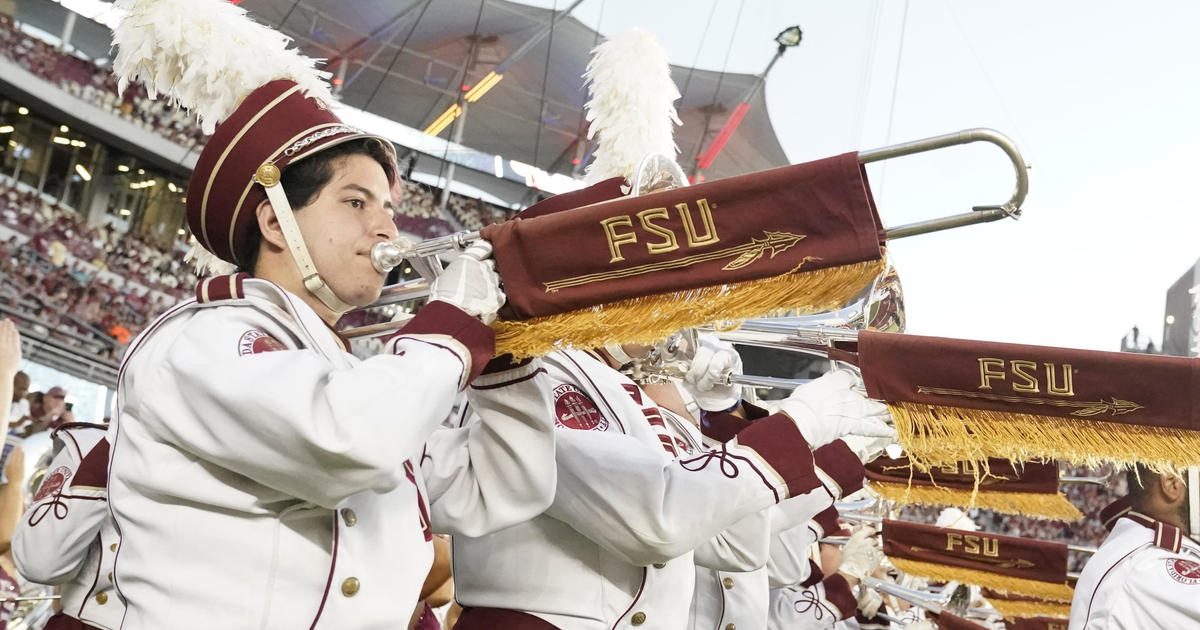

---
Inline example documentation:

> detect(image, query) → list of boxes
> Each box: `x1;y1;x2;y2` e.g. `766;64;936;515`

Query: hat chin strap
259;179;355;314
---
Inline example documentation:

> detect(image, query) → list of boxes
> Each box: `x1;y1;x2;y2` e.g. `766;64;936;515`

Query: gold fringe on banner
889;401;1200;475
888;557;1074;603
984;598;1070;620
493;258;886;358
869;482;1083;522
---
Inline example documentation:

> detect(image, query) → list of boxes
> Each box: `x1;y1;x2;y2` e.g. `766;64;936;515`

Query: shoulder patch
553;384;609;431
1166;558;1200;585
34;466;71;502
238;329;288;355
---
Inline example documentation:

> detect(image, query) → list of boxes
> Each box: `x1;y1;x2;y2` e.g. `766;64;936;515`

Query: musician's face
295;153;398;308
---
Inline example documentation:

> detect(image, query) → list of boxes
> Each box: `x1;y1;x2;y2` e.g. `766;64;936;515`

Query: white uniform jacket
690;404;866;630
12;423;121;630
1069;502;1200;629
108;274;557;630
453;349;837;630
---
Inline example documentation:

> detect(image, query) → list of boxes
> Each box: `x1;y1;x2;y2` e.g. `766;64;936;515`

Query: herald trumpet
350;127;1027;341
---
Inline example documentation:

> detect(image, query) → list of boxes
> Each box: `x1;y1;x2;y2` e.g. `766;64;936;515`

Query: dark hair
236;137;397;273
1127;464;1191;524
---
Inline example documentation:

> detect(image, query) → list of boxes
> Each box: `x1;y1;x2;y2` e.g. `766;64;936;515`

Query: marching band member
12;422;119;630
1068;466;1200;628
450;340;894;629
678;334;884;630
107;2;559;627
768;523;886;630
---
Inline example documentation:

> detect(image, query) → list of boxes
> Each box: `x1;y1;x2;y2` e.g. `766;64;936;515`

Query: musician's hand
856;582;883;618
0;319;20;378
777;369;895;449
4;446;24;485
840;433;896;464
682;333;742;412
837;526;883;584
429;241;506;325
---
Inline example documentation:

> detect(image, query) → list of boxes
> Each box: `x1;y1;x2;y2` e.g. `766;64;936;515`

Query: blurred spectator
21;385;72;437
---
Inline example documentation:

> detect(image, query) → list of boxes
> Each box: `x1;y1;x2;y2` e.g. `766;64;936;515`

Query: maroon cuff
812;506;840;539
821;573;858;620
734;413;820;499
700;408;753;442
390;301;495;384
799;559;824;587
813;440;865;498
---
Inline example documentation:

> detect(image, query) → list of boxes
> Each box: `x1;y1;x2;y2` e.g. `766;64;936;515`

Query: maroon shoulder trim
454;608;561;629
813;440;865;498
1100;498;1131;531
733;414;819;499
1121;510;1184;553
390;301;495;384
196;273;250;303
820;573;857;620
69;438;109;489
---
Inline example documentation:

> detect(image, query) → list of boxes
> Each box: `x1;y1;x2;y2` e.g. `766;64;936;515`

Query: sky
510;0;1200;353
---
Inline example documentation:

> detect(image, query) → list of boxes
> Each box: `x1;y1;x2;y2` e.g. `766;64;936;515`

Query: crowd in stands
0;178;187;357
0;14;207;150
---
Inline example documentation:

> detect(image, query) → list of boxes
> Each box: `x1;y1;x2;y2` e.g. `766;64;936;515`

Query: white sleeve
694;509;773;571
1109;552;1200;627
768;575;858;630
12;438;106;584
423;358;557;537
131;304;486;509
545;413;820;567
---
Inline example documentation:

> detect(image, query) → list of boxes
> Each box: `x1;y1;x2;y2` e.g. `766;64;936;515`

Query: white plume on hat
112;0;335;135
935;507;979;532
112;0;337;276
582;28;682;185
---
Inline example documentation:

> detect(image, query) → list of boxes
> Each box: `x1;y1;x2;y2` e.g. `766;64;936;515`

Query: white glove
855;583;883;618
840;433;897;464
777;369;896;449
837;526;884;582
428;241;505;324
683;333;743;411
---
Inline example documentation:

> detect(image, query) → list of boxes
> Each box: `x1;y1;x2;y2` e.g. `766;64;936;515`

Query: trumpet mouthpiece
371;240;409;273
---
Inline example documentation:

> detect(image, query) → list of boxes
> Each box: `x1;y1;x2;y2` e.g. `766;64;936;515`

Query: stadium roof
239;0;791;182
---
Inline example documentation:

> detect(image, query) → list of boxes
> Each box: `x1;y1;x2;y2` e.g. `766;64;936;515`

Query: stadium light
167;182;178;192
177;228;186;236
117;164;130;172
59;125;69;132
464;71;503;103
118;208;130;216
52;136;70;145
70;140;87;148
16;107;27;115
424;104;462;137
74;163;91;181
0;125;12;134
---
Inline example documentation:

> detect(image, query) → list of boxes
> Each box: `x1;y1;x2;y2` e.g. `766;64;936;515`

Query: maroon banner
857;330;1200;431
882;519;1068;585
482;153;884;319
1004;618;1069;630
866;456;1059;494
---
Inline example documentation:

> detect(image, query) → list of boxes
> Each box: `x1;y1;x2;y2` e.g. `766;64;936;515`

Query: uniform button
109;543;117;552
107;572;113;582
652;562;666;569
95;592;108;605
723;576;735;589
341;577;360;597
630;612;646;625
725;624;736;630
340;508;357;527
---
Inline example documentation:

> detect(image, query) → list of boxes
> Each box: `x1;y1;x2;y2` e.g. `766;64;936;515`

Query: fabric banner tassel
865;456;1082;521
484;152;887;357
882;519;1073;602
982;588;1071;620
852;330;1200;474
